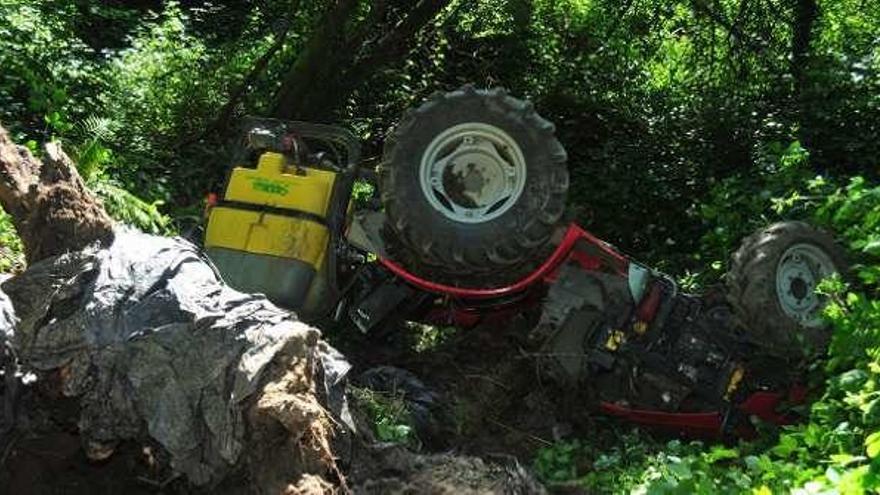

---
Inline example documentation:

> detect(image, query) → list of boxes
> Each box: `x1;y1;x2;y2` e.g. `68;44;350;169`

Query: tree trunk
0;124;114;265
272;0;362;121
790;0;819;144
791;0;818;93
272;0;452;121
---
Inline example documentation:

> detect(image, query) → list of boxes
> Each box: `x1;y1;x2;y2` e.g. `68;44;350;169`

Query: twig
463;374;512;392
136;473;181;489
487;417;553;447
0;429;21;467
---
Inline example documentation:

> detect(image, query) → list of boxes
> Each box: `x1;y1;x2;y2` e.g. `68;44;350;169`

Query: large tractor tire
379;86;569;286
726;221;848;358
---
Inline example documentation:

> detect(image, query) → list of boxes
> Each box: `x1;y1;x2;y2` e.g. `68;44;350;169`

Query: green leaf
704;446;738;463
864;239;880;256
865;431;880;458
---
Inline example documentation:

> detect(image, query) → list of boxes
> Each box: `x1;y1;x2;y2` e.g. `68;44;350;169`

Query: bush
0;2;103;142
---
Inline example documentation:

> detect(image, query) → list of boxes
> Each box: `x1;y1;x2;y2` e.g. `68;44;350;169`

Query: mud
244;355;341;494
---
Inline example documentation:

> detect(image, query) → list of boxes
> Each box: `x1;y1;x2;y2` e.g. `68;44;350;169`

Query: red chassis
355;224;807;438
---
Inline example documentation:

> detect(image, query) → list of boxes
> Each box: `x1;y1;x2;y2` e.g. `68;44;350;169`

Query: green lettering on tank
250;177;290;196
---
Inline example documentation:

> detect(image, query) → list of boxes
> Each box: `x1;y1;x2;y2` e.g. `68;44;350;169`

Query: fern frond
76;116;116;142
91;179;173;235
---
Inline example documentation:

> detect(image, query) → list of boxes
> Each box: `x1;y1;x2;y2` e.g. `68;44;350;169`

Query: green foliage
815;177;880;286
535;432;782;493
0;1;103;143
0;210;24;273
67;116;173;235
351;179;376;206
681;140;817;287
350;387;417;446
404;322;458;353
100;3;217;196
91;180;172;235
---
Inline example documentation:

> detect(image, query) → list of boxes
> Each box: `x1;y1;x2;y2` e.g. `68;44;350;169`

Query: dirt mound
348;445;545;494
339;315;586;459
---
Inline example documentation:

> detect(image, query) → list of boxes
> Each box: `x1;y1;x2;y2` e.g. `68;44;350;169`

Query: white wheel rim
419;122;527;224
775;243;837;328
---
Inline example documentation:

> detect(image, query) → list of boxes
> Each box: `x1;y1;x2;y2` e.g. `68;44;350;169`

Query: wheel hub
420;123;527;224
775;243;836;327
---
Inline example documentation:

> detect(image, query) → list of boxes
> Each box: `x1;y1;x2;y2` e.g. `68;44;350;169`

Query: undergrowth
350;386;418;447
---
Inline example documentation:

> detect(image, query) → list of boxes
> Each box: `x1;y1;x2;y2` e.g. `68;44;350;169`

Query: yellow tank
204;151;337;311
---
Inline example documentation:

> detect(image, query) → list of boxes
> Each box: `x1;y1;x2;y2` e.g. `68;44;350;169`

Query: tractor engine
535;263;761;415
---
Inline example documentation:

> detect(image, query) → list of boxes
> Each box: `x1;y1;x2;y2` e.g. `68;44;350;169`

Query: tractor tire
379;85;569;286
726;221;848;358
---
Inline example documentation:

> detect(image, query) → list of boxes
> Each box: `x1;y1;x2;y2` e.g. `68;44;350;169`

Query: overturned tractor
0;86;849;492
204;86;847;436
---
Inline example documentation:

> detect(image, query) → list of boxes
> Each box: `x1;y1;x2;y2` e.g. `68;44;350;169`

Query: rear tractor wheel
379;86;569;286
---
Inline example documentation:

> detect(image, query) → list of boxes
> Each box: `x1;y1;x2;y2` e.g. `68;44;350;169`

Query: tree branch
691;0;768;53
345;0;452;87
208;17;296;137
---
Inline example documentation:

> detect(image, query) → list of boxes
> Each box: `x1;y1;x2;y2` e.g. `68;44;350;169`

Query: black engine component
347;265;422;334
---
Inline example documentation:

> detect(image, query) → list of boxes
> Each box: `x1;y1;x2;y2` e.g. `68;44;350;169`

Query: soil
337;315;595;457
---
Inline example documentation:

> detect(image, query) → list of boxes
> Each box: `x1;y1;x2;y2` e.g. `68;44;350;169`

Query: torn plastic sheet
1;273;16;436
317;341;355;432
0;229;352;486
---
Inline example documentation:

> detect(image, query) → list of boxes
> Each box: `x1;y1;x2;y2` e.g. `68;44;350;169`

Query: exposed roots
0;124;114;265
247;353;347;494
